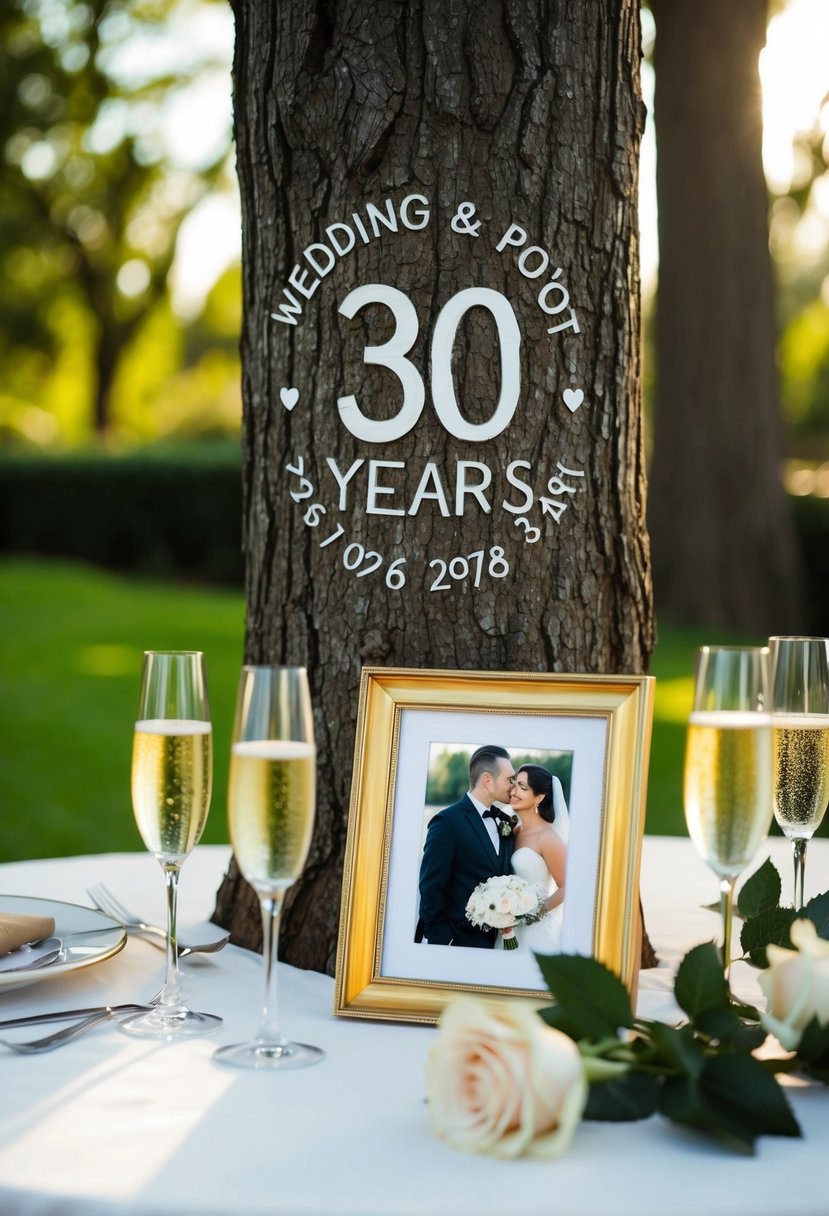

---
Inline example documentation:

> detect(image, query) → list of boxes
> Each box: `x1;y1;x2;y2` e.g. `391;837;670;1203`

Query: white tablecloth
0;837;827;1216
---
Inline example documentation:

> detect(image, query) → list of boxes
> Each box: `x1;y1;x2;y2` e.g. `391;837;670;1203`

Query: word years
285;458;514;593
316;455;584;522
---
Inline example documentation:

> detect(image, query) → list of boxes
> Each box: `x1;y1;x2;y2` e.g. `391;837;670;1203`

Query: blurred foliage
111;266;241;441
425;748;574;808
0;443;242;583
770;94;829;456
0;0;239;445
779;301;829;436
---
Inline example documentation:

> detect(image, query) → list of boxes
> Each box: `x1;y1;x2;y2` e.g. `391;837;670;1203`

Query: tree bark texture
648;0;802;633
214;0;654;972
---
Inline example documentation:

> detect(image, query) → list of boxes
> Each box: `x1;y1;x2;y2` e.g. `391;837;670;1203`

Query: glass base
118;1007;223;1040
213;1038;324;1070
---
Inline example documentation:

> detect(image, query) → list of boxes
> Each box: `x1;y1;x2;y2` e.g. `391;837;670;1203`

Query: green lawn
0;559;245;861
0;558;751;860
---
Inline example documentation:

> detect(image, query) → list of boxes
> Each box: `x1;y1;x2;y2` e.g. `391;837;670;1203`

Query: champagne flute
769;636;829;910
121;651;221;1039
683;646;772;981
214;665;323;1070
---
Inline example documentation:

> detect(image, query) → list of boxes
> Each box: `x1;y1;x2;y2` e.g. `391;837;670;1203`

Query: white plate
0;896;126;994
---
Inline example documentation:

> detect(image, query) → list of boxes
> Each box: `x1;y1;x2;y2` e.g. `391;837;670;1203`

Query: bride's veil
551;775;570;844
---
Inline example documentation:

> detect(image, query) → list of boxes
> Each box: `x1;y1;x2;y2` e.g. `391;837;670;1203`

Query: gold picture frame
334;667;655;1024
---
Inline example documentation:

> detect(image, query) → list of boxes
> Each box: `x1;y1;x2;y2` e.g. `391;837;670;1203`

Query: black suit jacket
416;795;515;948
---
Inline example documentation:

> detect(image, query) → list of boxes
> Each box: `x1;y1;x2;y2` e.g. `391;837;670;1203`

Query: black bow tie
483;807;508;822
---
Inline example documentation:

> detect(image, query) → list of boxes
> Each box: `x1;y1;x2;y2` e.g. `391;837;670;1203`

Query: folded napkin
0;913;56;956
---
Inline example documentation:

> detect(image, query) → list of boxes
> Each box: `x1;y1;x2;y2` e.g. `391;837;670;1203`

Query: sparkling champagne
772;715;829;840
684;711;772;878
132;719;212;862
228;740;316;892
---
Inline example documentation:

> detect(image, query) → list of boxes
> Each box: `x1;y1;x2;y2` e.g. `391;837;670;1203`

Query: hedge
791;492;829;635
0;449;243;585
0;452;827;618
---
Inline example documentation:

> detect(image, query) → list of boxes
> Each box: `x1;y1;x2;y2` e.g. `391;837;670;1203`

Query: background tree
647;0;802;632
0;0;231;439
214;0;654;970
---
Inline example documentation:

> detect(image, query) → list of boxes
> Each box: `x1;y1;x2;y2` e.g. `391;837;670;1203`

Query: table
0;837;827;1216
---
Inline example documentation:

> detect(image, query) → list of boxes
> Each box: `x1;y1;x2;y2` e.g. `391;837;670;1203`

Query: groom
416;745;516;948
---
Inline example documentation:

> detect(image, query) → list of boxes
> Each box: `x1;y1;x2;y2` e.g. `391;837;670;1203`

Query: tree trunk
93;329;119;436
648;0;802;633
214;0;654;973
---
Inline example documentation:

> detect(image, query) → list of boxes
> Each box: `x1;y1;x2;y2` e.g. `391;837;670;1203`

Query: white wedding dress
504;847;563;954
497;777;568;955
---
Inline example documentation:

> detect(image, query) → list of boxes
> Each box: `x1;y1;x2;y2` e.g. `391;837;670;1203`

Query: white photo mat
379;707;608;993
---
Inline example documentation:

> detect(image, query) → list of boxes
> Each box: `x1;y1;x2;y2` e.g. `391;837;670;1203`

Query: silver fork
86;884;230;956
0;991;163;1055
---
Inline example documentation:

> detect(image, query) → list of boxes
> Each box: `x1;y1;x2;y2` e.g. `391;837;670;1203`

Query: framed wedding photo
334;667;655;1024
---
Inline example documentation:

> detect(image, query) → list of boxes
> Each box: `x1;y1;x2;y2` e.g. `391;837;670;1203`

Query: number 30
337;285;521;444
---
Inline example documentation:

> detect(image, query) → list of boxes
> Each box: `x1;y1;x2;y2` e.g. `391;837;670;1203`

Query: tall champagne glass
214;666;323;1070
122;651;221;1039
769;636;829;909
683;646;772;981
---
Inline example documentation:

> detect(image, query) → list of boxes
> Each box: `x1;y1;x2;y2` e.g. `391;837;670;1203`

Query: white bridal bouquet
465;874;546;949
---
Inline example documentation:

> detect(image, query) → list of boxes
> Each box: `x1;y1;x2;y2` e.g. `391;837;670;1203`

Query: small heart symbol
280;386;299;411
563;388;584;413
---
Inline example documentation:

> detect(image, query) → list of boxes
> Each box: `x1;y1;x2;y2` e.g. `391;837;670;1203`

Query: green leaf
658;1056;801;1152
731;1024;768;1054
699;1055;801;1142
737;858;782;919
647;1021;704;1078
658;1075;756;1152
674;943;729;1019
537;1003;583;1040
729;999;762;1023
803;890;829;939
584;1073;660;1121
694;1006;745;1041
794;1015;829;1067
739;907;797;967
536;954;634;1040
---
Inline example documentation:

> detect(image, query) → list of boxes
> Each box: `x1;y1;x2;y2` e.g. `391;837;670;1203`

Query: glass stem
160;863;184;1011
720;877;735;983
257;892;287;1046
793;838;807;911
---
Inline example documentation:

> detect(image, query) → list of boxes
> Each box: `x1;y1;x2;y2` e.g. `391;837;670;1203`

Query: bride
500;763;568;954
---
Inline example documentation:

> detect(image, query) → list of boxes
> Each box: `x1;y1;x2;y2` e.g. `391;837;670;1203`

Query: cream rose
425;997;587;1159
759;918;829;1050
